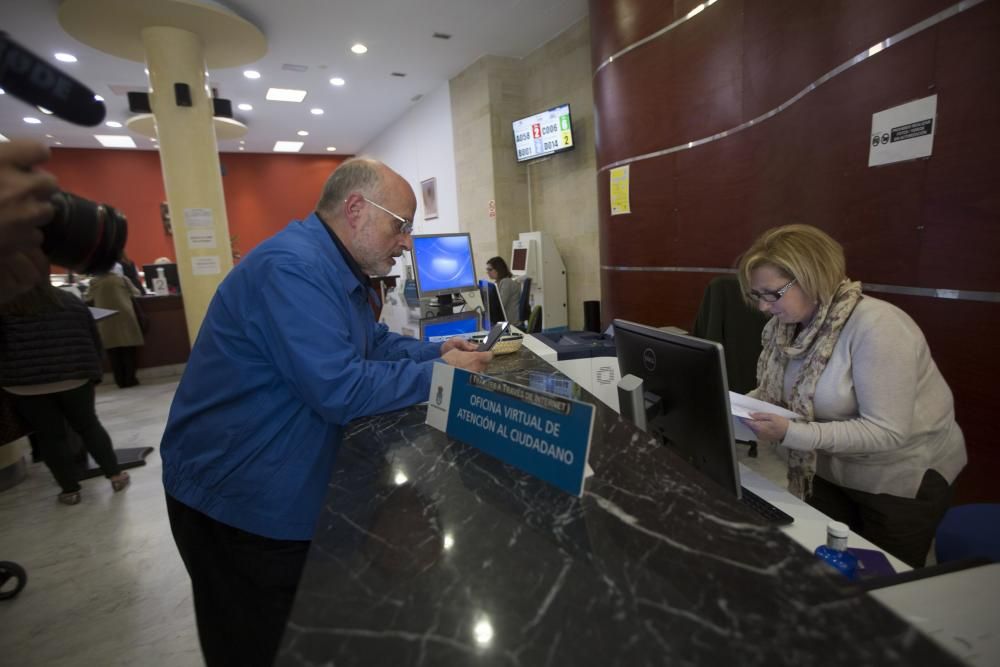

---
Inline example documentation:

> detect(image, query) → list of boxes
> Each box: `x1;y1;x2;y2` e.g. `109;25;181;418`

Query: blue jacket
161;213;442;540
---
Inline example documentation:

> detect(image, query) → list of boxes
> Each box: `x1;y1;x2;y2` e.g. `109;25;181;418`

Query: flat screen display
512;103;574;163
411;233;478;298
511;247;527;272
419;312;480;343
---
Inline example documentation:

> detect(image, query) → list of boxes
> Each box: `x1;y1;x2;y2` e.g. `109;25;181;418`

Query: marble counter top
277;348;959;666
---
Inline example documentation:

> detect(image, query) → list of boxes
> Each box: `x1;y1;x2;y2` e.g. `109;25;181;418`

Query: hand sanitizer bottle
152;266;169;295
815;521;859;580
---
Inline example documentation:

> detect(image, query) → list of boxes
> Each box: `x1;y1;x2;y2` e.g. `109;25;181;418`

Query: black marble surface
277;348;959;666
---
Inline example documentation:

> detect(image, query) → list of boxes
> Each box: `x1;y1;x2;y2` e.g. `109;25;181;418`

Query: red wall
589;0;1000;503
45;148;349;268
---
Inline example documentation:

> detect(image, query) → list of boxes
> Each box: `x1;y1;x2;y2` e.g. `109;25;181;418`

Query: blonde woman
738;224;965;567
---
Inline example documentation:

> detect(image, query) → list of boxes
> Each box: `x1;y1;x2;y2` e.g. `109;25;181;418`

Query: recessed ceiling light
351;43;368;54
329;77;345;87
326;146;337;152
310;108;324;115
95;135;137;148
54;52;77;63
38;106;54;115
239;140;245;144
273;141;303;153
0;88;5;95
297;130;309;136
45;134;54;138
239;146;245;151
23;117;42;124
54;141;62;145
0;133;9;141
105;121;123;128
265;88;307;102
94;94;104;102
144;68;149;75
237;103;253;111
244;70;261;79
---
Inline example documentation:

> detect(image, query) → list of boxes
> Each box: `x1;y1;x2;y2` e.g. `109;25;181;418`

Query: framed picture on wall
421;177;438;220
160;201;172;235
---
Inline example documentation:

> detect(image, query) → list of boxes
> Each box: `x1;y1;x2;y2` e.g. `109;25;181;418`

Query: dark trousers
12;383;120;493
107;346;138;388
808;469;953;568
165;494;310;667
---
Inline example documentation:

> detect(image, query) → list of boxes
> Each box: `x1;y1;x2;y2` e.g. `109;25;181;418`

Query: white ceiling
0;0;588;154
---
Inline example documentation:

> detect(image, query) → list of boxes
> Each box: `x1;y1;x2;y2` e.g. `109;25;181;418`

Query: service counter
276;345;959;666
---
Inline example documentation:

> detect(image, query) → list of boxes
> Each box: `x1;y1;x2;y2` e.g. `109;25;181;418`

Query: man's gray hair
316;158;383;216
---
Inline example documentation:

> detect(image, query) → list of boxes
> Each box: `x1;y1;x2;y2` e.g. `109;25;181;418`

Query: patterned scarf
754;280;863;499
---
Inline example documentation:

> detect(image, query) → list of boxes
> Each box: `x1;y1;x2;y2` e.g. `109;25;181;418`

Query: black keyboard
740;486;794;525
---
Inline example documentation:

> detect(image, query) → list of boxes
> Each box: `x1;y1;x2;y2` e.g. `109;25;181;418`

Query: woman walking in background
89;263;144;388
0;284;129;504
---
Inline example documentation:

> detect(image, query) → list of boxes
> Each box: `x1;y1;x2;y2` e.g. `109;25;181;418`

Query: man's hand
440;336;479;354
0;141;58;304
441;349;492;373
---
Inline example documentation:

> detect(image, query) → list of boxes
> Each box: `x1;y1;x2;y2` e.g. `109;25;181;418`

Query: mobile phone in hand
477;321;509;351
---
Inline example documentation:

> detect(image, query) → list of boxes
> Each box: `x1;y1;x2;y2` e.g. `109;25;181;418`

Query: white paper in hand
729;392;801;442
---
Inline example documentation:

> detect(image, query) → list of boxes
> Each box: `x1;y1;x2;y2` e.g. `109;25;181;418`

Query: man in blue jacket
161;158;491;666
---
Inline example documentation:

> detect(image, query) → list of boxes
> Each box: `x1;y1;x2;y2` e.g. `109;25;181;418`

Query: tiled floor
0;378;202;667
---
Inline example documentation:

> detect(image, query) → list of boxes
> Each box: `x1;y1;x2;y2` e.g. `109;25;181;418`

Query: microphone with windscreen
0;31;106;126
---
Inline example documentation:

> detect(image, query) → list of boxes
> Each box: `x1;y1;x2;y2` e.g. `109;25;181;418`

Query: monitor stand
433;294;455;316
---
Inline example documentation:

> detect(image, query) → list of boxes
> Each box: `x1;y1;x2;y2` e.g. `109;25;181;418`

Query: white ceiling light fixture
244;70;261;79
95;135;137;148
239;146;245;151
94;94;104;102
351;43;368;55
237;103;253;111
297;130;309;136
0;133;9;141
273;141;304;153
38;106;54;115
23;117;42;124
105;121;123;128
310;108;324;115
266;88;307;102
329;77;345;87
326;146;337;152
54;52;77;63
0;88;5;95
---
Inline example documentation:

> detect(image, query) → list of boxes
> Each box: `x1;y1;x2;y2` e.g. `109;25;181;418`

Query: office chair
935;504;1000;563
517;277;532;328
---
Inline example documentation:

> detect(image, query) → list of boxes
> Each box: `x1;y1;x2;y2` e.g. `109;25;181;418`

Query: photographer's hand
0;140;57;303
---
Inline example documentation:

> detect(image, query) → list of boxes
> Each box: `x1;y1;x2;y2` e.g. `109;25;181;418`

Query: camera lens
42;192;128;274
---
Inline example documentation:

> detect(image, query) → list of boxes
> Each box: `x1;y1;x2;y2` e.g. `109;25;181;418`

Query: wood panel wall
589;0;1000;503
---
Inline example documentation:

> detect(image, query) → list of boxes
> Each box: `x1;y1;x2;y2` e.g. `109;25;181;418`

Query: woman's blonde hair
737;224;846;305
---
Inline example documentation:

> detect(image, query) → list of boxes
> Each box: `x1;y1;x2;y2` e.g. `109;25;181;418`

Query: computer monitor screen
613;319;741;499
410;233;478;298
511;247;527;272
419;311;480;343
479;279;506;328
142;263;181;294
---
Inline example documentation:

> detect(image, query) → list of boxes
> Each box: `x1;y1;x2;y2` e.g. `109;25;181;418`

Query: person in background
738;224;966;567
118;250;144;293
486;256;521;325
0;283;130;504
160;158;491;666
88;264;144;388
0;141;57;305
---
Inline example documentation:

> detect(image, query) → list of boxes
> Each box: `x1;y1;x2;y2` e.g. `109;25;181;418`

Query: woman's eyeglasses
747;278;797;303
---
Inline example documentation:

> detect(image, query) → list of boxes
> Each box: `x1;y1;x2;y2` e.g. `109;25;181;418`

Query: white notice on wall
868;95;937;167
184;208;214;228
191;256;221;275
186;229;217;249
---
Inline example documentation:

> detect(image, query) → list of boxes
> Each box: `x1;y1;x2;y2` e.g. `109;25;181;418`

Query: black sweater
0;290;103;387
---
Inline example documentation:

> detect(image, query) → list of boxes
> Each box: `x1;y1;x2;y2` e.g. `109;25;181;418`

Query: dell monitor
419;311;481;344
613;319;793;525
410;233;478;314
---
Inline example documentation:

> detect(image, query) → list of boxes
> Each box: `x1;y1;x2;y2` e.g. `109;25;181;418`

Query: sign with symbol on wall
869;95;937;167
488;199;496;219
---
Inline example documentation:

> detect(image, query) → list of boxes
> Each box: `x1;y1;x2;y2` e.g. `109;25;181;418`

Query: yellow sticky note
610;166;630;216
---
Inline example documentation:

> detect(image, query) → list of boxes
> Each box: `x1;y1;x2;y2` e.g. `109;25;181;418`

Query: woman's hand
741;412;790;442
440;336;479;354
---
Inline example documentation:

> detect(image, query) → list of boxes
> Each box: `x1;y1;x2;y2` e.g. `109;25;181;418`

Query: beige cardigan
780;296;966;498
88;274;144;349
